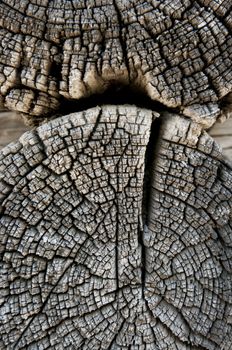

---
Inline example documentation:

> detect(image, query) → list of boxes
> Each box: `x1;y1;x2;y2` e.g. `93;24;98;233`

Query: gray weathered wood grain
0;1;232;348
1;110;231;163
0;106;232;349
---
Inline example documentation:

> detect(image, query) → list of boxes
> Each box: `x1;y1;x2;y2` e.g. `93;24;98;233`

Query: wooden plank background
209;117;232;163
0;111;28;149
0;110;231;164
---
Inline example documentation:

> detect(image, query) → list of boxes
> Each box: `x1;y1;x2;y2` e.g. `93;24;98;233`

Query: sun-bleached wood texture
1;110;231;163
0;1;232;124
1;1;232;349
0;106;232;349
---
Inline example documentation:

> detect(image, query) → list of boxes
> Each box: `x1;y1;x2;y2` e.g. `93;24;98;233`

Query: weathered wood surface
1;1;232;349
1;110;231;163
1;105;232;349
0;1;232;125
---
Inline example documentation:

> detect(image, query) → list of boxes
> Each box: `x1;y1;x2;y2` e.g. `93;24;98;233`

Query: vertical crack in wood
141;117;162;298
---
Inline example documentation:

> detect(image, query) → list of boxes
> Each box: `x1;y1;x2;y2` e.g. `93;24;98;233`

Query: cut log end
0;1;232;125
0;105;232;349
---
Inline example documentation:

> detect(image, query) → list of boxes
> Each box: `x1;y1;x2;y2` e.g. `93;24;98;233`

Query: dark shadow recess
58;84;179;116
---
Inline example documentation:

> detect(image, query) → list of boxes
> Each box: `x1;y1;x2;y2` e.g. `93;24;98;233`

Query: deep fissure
140;115;162;295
